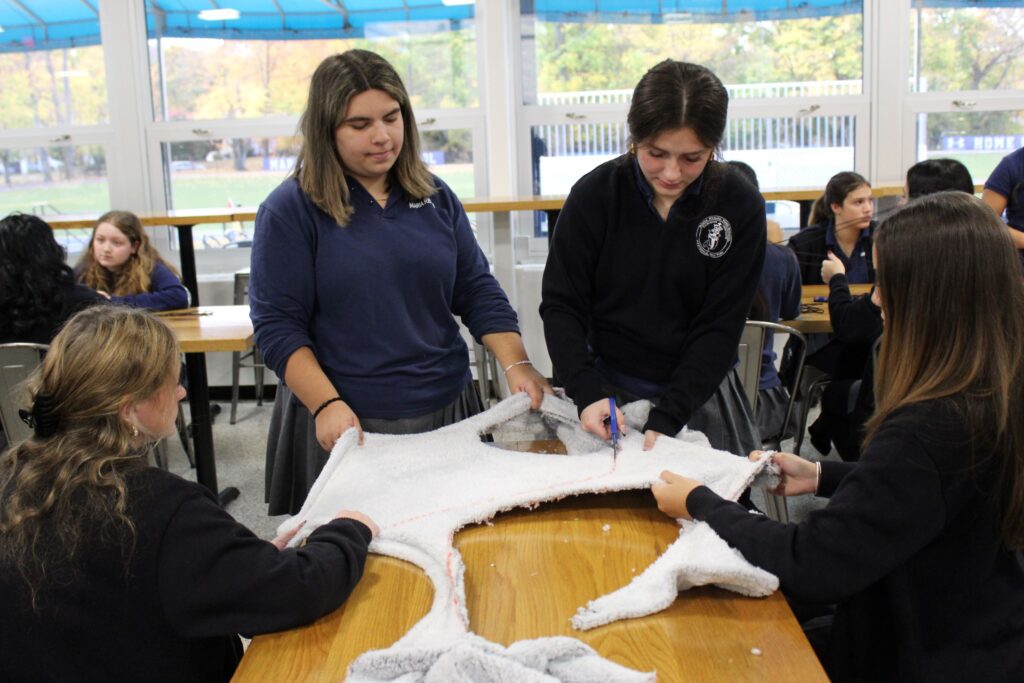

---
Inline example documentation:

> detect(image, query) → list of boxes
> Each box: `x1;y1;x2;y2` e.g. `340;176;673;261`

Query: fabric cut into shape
282;393;779;681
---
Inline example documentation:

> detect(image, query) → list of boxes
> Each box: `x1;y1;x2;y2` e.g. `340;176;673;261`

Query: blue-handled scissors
608;397;621;460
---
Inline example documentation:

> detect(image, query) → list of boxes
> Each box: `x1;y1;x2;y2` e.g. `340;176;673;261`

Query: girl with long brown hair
0;306;377;681
76;209;190;310
251;49;551;515
652;191;1024;681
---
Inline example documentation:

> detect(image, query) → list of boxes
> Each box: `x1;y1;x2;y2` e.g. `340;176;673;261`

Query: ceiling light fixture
198;8;240;21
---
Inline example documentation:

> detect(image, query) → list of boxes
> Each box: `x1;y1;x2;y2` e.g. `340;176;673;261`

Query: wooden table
157;306;253;503
234;441;827;682
782;283;873;334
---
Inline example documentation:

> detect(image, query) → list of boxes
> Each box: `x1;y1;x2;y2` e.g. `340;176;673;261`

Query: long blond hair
293;49;435;226
0;307;180;605
865;191;1024;547
77;210;180;296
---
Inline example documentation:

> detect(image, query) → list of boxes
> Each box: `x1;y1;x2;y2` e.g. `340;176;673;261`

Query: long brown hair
76;210;180;296
0;307;180;605
294;49;435;226
865;191;1024;547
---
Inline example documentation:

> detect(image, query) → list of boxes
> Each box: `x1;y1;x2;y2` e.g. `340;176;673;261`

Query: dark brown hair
627;60;729;152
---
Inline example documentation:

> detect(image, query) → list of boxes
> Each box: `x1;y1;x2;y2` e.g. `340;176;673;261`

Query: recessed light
198;8;240;21
441;0;473;6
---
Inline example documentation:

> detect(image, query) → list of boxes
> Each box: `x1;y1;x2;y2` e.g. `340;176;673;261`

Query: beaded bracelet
313;396;343;420
502;359;533;373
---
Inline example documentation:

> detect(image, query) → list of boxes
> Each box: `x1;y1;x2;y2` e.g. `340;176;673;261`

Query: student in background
783;172;875;381
0;213;104;345
0;306;377;681
787;171;875;287
905;157;974;199
811;159;975;460
251;49;551;515
541;60;766;457
653;192;1024;682
726;161;802;441
76;210;190;311
983;145;1024;250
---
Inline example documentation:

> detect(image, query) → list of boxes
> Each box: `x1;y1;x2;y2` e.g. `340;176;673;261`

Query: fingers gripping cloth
282;394;780;682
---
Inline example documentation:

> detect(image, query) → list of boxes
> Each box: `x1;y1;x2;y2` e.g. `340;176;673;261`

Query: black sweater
540;157;766;435
788;221;875;286
0;467;372;682
688;401;1024;682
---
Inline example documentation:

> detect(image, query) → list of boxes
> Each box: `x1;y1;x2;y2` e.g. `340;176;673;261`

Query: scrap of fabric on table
281;393;780;682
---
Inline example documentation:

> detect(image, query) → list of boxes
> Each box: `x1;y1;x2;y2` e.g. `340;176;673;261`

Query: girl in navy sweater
653;192;1024;682
77;209;190;311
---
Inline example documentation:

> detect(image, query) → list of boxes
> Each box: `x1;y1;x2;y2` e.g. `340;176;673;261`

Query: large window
520;2;864;104
146;4;478;120
915;110;1024;183
909;3;1024;94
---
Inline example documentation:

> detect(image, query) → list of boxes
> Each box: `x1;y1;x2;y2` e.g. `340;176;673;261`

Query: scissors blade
608;397;620;462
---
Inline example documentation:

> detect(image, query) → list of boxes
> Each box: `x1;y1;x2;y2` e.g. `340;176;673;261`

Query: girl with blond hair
0;306;376;681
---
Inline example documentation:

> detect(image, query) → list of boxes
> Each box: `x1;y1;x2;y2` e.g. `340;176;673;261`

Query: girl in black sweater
652;192;1024;682
541;60;765;456
0;307;378;681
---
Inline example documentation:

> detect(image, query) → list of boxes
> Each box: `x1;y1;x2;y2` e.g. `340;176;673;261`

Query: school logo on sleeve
695;215;733;258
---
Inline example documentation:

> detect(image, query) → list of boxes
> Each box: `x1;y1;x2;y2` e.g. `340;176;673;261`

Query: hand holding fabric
651;470;702;520
314;399;363;451
750;450;817;496
505;363;554;409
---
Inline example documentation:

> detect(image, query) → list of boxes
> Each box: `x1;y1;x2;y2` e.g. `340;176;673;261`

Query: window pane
915;110;1024;183
421;129;475;197
146;4;478;121
909;4;1024;93
722;114;856;188
0;45;108;128
162;137;300;249
520;3;863;104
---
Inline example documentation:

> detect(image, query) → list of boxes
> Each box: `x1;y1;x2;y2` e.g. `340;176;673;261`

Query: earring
629;143;637;155
130;424;139;438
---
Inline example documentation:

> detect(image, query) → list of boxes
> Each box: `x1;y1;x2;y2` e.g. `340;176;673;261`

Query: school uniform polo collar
631;155;704;221
825;218;874;283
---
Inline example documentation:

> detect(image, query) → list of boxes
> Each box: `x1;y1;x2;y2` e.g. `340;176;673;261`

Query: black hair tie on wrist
19;392;61;439
313;396;343;420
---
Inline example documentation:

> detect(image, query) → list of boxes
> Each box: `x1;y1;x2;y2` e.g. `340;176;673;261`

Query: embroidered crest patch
695;215;733;258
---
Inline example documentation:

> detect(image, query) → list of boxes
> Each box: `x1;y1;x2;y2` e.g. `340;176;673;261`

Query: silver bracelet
814;461;822;495
503;359;532;373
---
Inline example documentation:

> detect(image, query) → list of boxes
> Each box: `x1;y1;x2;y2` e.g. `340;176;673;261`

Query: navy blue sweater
106;262;190;311
250;177;519;419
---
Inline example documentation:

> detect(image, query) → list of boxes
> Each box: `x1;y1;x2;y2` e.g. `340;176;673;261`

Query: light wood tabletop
156;306;254;354
782;283;873;334
234;441;827;682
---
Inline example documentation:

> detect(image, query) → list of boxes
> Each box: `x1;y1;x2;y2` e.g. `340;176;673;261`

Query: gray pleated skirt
683;369;762;457
755;384;798;443
265;381;483;515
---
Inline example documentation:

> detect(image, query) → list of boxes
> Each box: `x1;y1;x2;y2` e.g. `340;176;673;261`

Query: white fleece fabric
282;393;779;682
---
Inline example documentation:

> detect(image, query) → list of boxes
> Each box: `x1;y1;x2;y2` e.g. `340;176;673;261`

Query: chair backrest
739;321;808;447
0;343;49;446
736;324;767;413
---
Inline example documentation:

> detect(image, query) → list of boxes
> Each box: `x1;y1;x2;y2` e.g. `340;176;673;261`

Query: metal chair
473;341;502;407
738;321;809;523
230;268;265;424
0;343;48;447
